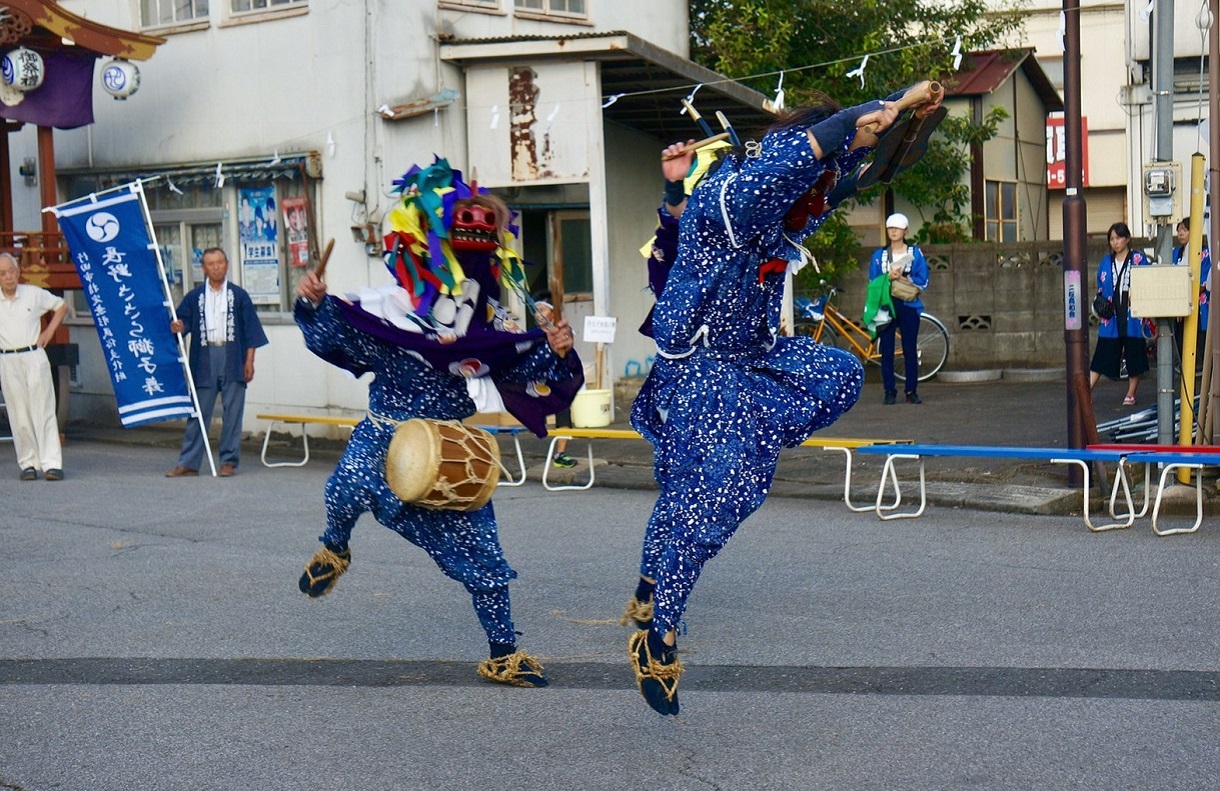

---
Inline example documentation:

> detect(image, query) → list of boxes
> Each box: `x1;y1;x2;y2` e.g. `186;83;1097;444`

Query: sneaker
905;392;922;404
19;467;37;481
883;391;897;405
551;452;577;468
43;468;63;481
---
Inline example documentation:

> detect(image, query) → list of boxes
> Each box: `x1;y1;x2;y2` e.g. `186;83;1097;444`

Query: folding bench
1126;451;1220;536
853;444;1136;531
257;413;361;468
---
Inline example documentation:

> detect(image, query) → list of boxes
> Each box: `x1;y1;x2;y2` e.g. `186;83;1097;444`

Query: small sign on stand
582;315;617;388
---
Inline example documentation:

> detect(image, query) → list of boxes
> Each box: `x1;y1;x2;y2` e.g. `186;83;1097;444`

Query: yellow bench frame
256;414;529;487
257;413;360;467
542;428;912;506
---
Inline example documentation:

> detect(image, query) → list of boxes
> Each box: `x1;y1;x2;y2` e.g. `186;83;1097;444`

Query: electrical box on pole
1142;161;1182;228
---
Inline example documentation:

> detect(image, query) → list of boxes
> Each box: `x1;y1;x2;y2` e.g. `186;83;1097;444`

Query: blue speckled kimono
632;108;876;635
296;296;572;644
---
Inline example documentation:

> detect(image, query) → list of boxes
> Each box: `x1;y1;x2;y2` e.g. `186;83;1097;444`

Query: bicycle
793;287;950;383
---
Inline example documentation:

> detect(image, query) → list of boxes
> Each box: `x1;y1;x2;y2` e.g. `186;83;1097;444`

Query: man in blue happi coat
166;248;268;478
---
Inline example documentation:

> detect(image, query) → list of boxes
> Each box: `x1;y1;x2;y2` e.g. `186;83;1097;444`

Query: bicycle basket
795;296;826;321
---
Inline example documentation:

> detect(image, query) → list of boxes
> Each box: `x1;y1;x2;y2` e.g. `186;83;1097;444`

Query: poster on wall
281;196;311;268
238;185;282;304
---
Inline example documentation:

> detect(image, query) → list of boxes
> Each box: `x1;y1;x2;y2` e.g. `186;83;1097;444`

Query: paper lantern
101;58;140;100
2;47;45;92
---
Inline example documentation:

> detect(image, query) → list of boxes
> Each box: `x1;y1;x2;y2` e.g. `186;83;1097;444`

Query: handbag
887;248;921;302
1092;291;1114;320
890;277;921;302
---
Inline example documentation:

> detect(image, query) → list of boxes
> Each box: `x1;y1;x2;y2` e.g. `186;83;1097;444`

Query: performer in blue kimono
166;248;268;478
624;86;943;716
296;160;581;688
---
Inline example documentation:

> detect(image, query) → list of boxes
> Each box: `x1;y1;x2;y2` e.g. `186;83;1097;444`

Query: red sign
1047;114;1089;189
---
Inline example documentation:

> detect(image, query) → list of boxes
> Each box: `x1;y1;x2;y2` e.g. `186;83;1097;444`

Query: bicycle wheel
794;319;837;347
894;313;950;383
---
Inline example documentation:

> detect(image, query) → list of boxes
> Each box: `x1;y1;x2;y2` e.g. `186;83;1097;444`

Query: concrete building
4;0;774;430
1017;0;1212;240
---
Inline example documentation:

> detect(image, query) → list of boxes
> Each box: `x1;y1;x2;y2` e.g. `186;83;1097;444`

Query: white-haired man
0;252;67;481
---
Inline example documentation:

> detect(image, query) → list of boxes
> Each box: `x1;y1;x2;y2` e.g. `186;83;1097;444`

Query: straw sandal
476;650;548;687
298;545;351;598
628;629;683;716
619;596;654;629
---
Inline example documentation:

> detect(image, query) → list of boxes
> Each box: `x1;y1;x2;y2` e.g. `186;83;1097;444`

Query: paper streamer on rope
773;71;786;111
490;104;499;129
951;36;963;71
1139;0;1153;22
681;84;702;111
846;55;869;88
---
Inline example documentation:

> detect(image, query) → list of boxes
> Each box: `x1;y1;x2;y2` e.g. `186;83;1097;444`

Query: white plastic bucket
570;388;612;428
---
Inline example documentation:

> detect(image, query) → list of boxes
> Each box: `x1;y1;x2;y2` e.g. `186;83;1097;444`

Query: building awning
59;152;323;189
438;31;777;142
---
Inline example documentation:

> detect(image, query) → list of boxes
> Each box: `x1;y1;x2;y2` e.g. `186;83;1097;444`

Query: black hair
758;95;842;138
1107;222;1132;240
707;97;844;175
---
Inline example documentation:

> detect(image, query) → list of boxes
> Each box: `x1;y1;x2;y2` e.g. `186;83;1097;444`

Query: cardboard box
465;412;526;428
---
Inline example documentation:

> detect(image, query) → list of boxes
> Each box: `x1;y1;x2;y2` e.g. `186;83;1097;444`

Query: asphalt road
3;438;1219;790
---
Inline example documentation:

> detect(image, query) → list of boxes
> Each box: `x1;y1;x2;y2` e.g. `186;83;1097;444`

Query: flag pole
131;180;218;477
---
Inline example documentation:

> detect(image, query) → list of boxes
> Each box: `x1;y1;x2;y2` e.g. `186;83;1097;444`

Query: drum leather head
386;419;440;503
385;418;502;511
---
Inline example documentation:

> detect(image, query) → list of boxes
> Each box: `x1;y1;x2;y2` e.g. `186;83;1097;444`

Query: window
141;0;209;28
63;160;319;313
985;180;1017;243
231;0;306;13
514;0;586;17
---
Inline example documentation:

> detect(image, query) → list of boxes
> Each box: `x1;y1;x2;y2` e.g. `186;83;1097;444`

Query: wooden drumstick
315;238;335;281
661;132;731;160
860;80;943;134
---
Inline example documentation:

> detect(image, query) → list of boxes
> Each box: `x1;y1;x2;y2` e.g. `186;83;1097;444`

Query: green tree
690;0;1027;288
883;106;1009;245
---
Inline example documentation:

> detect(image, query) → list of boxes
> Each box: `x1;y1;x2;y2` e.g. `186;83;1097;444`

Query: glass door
152;214;224;308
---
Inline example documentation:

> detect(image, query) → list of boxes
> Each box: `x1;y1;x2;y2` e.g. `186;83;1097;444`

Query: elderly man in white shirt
0;252;68;481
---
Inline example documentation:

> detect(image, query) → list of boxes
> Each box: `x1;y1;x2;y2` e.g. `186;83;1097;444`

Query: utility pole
1062;0;1088;485
1206;0;1220;443
1152;0;1176;444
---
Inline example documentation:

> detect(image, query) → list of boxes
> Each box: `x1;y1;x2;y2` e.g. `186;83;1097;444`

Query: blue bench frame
854;445;1136;531
1126;452;1220;536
